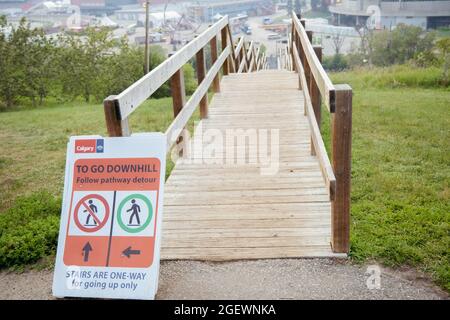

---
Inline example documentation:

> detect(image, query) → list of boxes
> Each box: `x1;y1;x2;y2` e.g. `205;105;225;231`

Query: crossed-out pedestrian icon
74;194;110;233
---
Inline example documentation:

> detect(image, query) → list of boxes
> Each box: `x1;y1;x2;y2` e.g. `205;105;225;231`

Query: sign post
53;133;166;300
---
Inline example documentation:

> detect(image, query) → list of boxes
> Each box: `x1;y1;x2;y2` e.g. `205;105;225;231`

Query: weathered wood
115;16;228;120
162;247;346;261
238;54;247;73
103;96;130;137
226;25;237;73
162;69;341;260
210;36;221;93
293;13;335;112
170;69;186;117
234;36;244;59
196;47;208;118
331;84;352;253
246;41;254;62
292;45;336;200
165;46;230;150
310;45;322;155
221;27;229;76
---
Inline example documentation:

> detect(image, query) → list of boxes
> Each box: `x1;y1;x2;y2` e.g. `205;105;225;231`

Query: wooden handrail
292;45;336;199
292;13;336;112
289;12;352;254
110;16;229;121
234;36;244;58
165;46;230;149
104;15;265;140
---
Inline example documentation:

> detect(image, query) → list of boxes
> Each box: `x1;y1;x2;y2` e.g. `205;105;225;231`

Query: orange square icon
63;236;109;267
108;236;155;268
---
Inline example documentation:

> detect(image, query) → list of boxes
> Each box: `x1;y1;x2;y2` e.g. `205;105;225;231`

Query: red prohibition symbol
74;194;110;233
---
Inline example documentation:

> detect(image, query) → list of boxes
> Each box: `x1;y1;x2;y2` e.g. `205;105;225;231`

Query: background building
187;0;275;23
328;0;450;29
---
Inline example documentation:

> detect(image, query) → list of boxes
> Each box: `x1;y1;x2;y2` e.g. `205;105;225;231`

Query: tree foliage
0;16;197;109
366;24;436;67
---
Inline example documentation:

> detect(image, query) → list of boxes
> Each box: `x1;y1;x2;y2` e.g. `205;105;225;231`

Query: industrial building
187;0;275;22
328;0;450;29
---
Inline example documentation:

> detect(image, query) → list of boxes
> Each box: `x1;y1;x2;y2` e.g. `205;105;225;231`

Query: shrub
323;54;349;71
0;191;61;268
330;65;446;90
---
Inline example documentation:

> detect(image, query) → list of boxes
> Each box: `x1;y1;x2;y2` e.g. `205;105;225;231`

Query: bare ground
0;259;447;300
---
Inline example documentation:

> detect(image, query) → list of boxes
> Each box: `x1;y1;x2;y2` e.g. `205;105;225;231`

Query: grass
0;66;449;291
319;68;450;290
0;97;200;212
336;65;447;89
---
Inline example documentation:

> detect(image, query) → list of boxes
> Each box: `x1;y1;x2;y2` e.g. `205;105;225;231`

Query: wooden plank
226;25;237;73
234;36;244;58
115;16;228;120
221;27;230;75
161;246;345;261
210;36;221;93
293;44;336;200
162;236;330;248
292;13;335;112
195;47;208;118
103;95;130;137
170;69;186;117
164;211;330;222
162;218;330;230
331;84;352;253
161;68;342;260
310;45;322;155
164;195;330;206
237;54;247;73
162;227;331;237
165;46;230;149
246;41;254;61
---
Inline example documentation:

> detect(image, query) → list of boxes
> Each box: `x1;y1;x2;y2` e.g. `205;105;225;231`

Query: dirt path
0;259;446;300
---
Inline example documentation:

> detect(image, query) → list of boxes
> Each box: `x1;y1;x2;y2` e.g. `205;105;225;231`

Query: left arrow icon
82;242;93;262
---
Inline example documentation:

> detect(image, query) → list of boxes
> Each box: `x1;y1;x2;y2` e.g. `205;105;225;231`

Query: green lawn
0;98;199;212
0;67;449;290
322;70;449;290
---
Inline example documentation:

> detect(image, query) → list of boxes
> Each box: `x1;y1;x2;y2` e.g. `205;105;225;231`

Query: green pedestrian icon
117;194;153;233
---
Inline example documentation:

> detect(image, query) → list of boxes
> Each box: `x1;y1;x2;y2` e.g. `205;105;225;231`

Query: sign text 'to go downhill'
53;134;166;300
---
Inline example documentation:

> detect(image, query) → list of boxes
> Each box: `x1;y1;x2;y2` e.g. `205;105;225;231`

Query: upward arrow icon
82;242;93;262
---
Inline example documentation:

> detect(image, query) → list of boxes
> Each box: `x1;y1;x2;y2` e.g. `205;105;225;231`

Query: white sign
53;133;166;300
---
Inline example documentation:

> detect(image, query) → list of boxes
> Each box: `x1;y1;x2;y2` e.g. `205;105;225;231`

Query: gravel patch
0;259;447;300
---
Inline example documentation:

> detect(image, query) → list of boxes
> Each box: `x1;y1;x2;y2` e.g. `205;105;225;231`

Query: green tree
57;27;115;102
436;38;450;85
0;17;55;107
370;24;436;66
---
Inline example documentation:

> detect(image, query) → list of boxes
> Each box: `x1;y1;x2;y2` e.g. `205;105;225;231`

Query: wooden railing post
303;30;313;116
221;27;229;76
299;18;306;70
170;69;186;117
310;45;322;155
170;68;187;157
331;84;352;253
226;26;237;73
210;35;221;93
196;47;208;118
305;30;313;89
104;96;130;137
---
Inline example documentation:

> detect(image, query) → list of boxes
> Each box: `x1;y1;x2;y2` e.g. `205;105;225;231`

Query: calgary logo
75;139;104;153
